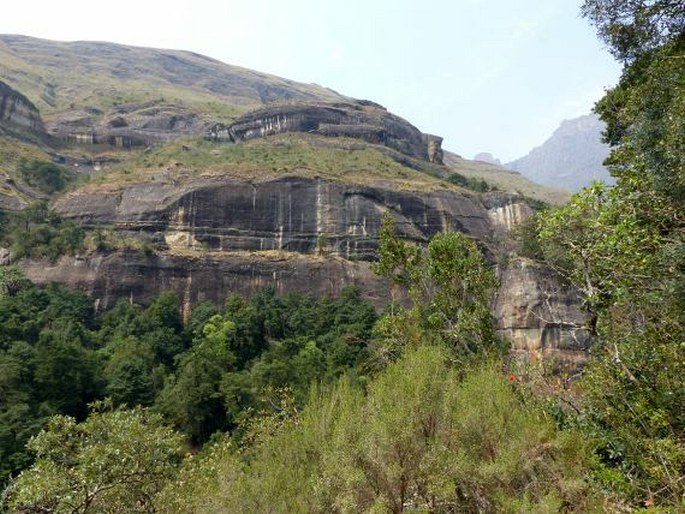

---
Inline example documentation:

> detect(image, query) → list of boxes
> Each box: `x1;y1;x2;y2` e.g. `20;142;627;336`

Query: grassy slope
0;35;569;206
80;133;460;192
0;134;52;204
0;35;345;122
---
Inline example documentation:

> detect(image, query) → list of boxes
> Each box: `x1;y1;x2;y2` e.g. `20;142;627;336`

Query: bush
160;347;600;512
18;159;73;194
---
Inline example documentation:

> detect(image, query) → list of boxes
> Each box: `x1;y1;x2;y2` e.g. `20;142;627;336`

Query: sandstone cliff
0;80;45;135
37;173;590;363
209;101;444;164
0;35;588;362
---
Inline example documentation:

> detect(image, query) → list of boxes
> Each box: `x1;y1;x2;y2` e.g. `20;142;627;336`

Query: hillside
0;35;586;367
506;113;613;191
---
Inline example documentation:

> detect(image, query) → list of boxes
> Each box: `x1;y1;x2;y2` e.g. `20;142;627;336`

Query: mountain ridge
505;113;613;191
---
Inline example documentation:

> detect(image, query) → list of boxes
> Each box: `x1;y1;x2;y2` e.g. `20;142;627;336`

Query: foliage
446;172;497;192
156;286;376;444
536;181;662;333
0;265;30;296
372;212;499;362
0;202;85;261
4;401;184;514
17;159;73;194
580;0;684;62
160;347;599;513
0;283;102;489
531;4;685;508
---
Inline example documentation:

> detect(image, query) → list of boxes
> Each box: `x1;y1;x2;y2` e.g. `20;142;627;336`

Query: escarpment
55;176;491;258
41;174;589;363
0;35;587;362
207;101;444;164
0;80;45;135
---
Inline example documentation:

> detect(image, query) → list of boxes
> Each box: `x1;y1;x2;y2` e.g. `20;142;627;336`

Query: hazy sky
2;0;621;161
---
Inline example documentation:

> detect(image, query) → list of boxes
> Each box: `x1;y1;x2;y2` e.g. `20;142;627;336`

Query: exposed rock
207;101;443;164
54;175;495;261
473;152;501;165
21;251;389;314
424;134;444;164
495;257;591;367
45;174;590;360
481;192;535;234
47;101;204;148
0;247;10;265
0;80;45;134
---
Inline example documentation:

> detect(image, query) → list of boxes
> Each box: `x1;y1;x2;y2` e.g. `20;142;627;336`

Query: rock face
48;100;204;148
55;176;494;260
0;80;44;134
495;258;591;366
207;101;444;164
20;251;388;316
42;174;591;362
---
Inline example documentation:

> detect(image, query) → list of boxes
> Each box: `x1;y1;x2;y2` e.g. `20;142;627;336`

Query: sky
1;0;622;162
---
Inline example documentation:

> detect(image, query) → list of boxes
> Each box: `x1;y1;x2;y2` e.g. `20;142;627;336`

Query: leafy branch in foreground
4;401;184;514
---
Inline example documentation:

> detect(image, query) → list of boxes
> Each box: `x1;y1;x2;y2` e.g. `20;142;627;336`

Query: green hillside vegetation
0;1;683;511
1;225;610;512
76;133;461;192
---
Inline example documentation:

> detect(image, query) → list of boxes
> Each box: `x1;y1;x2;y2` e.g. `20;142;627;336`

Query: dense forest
1;1;684;512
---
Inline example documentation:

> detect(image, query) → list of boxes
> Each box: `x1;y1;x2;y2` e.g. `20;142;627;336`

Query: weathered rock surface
47;100;207;148
207;101;444;164
21;251;388;316
495;257;590;366
43;174;591;361
0;80;45;134
55;176;495;260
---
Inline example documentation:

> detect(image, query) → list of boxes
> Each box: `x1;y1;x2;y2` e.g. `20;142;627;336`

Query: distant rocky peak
473;152;502;165
505;113;613;191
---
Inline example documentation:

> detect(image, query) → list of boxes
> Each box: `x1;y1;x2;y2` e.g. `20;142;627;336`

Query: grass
82;133;465;193
0;135;51;175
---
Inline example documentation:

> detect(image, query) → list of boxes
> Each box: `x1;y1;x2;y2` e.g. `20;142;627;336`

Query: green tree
18;159;72;194
0;265;29;296
532;4;685;507
103;335;160;407
33;319;103;419
580;0;684;62
159;348;598;513
372;212;498;362
156;315;237;443
4;402;184;514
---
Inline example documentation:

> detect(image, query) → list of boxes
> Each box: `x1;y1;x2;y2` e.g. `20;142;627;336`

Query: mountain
506;114;614;191
0;35;588;362
472;152;501;165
